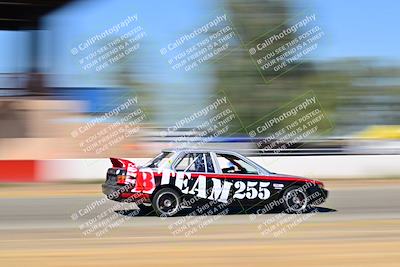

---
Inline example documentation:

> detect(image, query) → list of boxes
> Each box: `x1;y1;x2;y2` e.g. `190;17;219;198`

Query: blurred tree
304;59;400;135
216;0;315;132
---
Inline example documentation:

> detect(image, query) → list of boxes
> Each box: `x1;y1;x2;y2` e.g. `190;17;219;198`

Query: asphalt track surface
0;180;399;267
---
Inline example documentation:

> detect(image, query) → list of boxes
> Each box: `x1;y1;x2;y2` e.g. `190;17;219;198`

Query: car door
210;152;273;207
171;152;208;195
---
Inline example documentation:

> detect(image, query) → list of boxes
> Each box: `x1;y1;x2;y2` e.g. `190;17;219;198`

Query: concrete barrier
31;155;400;182
1;155;399;182
250;155;400;179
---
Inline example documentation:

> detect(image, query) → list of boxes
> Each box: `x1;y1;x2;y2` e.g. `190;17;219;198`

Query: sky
305;0;400;61
0;0;399;86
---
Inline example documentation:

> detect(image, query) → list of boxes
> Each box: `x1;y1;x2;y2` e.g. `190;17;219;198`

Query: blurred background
1;2;400;266
0;0;399;178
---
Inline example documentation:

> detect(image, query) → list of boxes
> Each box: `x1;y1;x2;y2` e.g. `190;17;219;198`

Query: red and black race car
102;149;328;217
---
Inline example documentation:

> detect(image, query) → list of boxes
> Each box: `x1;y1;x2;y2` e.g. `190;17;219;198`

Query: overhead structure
0;0;73;30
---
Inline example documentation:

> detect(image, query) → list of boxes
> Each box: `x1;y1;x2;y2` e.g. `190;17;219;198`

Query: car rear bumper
102;183;151;203
102;183;122;200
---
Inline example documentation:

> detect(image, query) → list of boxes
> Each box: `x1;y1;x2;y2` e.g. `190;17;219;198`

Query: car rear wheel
281;186;309;213
152;188;181;217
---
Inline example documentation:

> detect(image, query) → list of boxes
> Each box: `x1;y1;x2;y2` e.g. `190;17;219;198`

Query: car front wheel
281;186;309;213
152;188;181;217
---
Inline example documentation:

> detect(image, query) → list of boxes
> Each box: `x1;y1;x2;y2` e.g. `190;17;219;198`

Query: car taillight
117;175;127;185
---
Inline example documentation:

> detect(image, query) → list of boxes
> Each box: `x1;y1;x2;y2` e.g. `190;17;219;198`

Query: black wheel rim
285;189;307;212
157;192;179;215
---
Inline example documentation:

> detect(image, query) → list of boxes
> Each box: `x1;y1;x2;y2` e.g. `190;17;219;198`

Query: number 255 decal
233;181;271;200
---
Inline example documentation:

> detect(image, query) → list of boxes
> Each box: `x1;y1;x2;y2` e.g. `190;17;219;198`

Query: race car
102;149;328;217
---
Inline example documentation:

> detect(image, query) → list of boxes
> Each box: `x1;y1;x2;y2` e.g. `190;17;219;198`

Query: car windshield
143;152;173;168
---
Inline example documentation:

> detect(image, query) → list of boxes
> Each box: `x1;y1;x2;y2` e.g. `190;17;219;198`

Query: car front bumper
307;186;328;205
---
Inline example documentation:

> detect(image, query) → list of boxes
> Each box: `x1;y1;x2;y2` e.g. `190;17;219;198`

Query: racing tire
281;185;309;214
152;188;181;217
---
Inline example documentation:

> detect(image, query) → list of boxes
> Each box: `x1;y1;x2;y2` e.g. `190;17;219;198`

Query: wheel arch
278;182;305;198
151;184;182;200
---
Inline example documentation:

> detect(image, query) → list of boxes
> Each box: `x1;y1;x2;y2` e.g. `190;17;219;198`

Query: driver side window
215;153;258;174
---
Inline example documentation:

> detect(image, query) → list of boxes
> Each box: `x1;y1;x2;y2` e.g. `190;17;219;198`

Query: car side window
215;153;258;174
205;153;215;173
174;153;205;172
